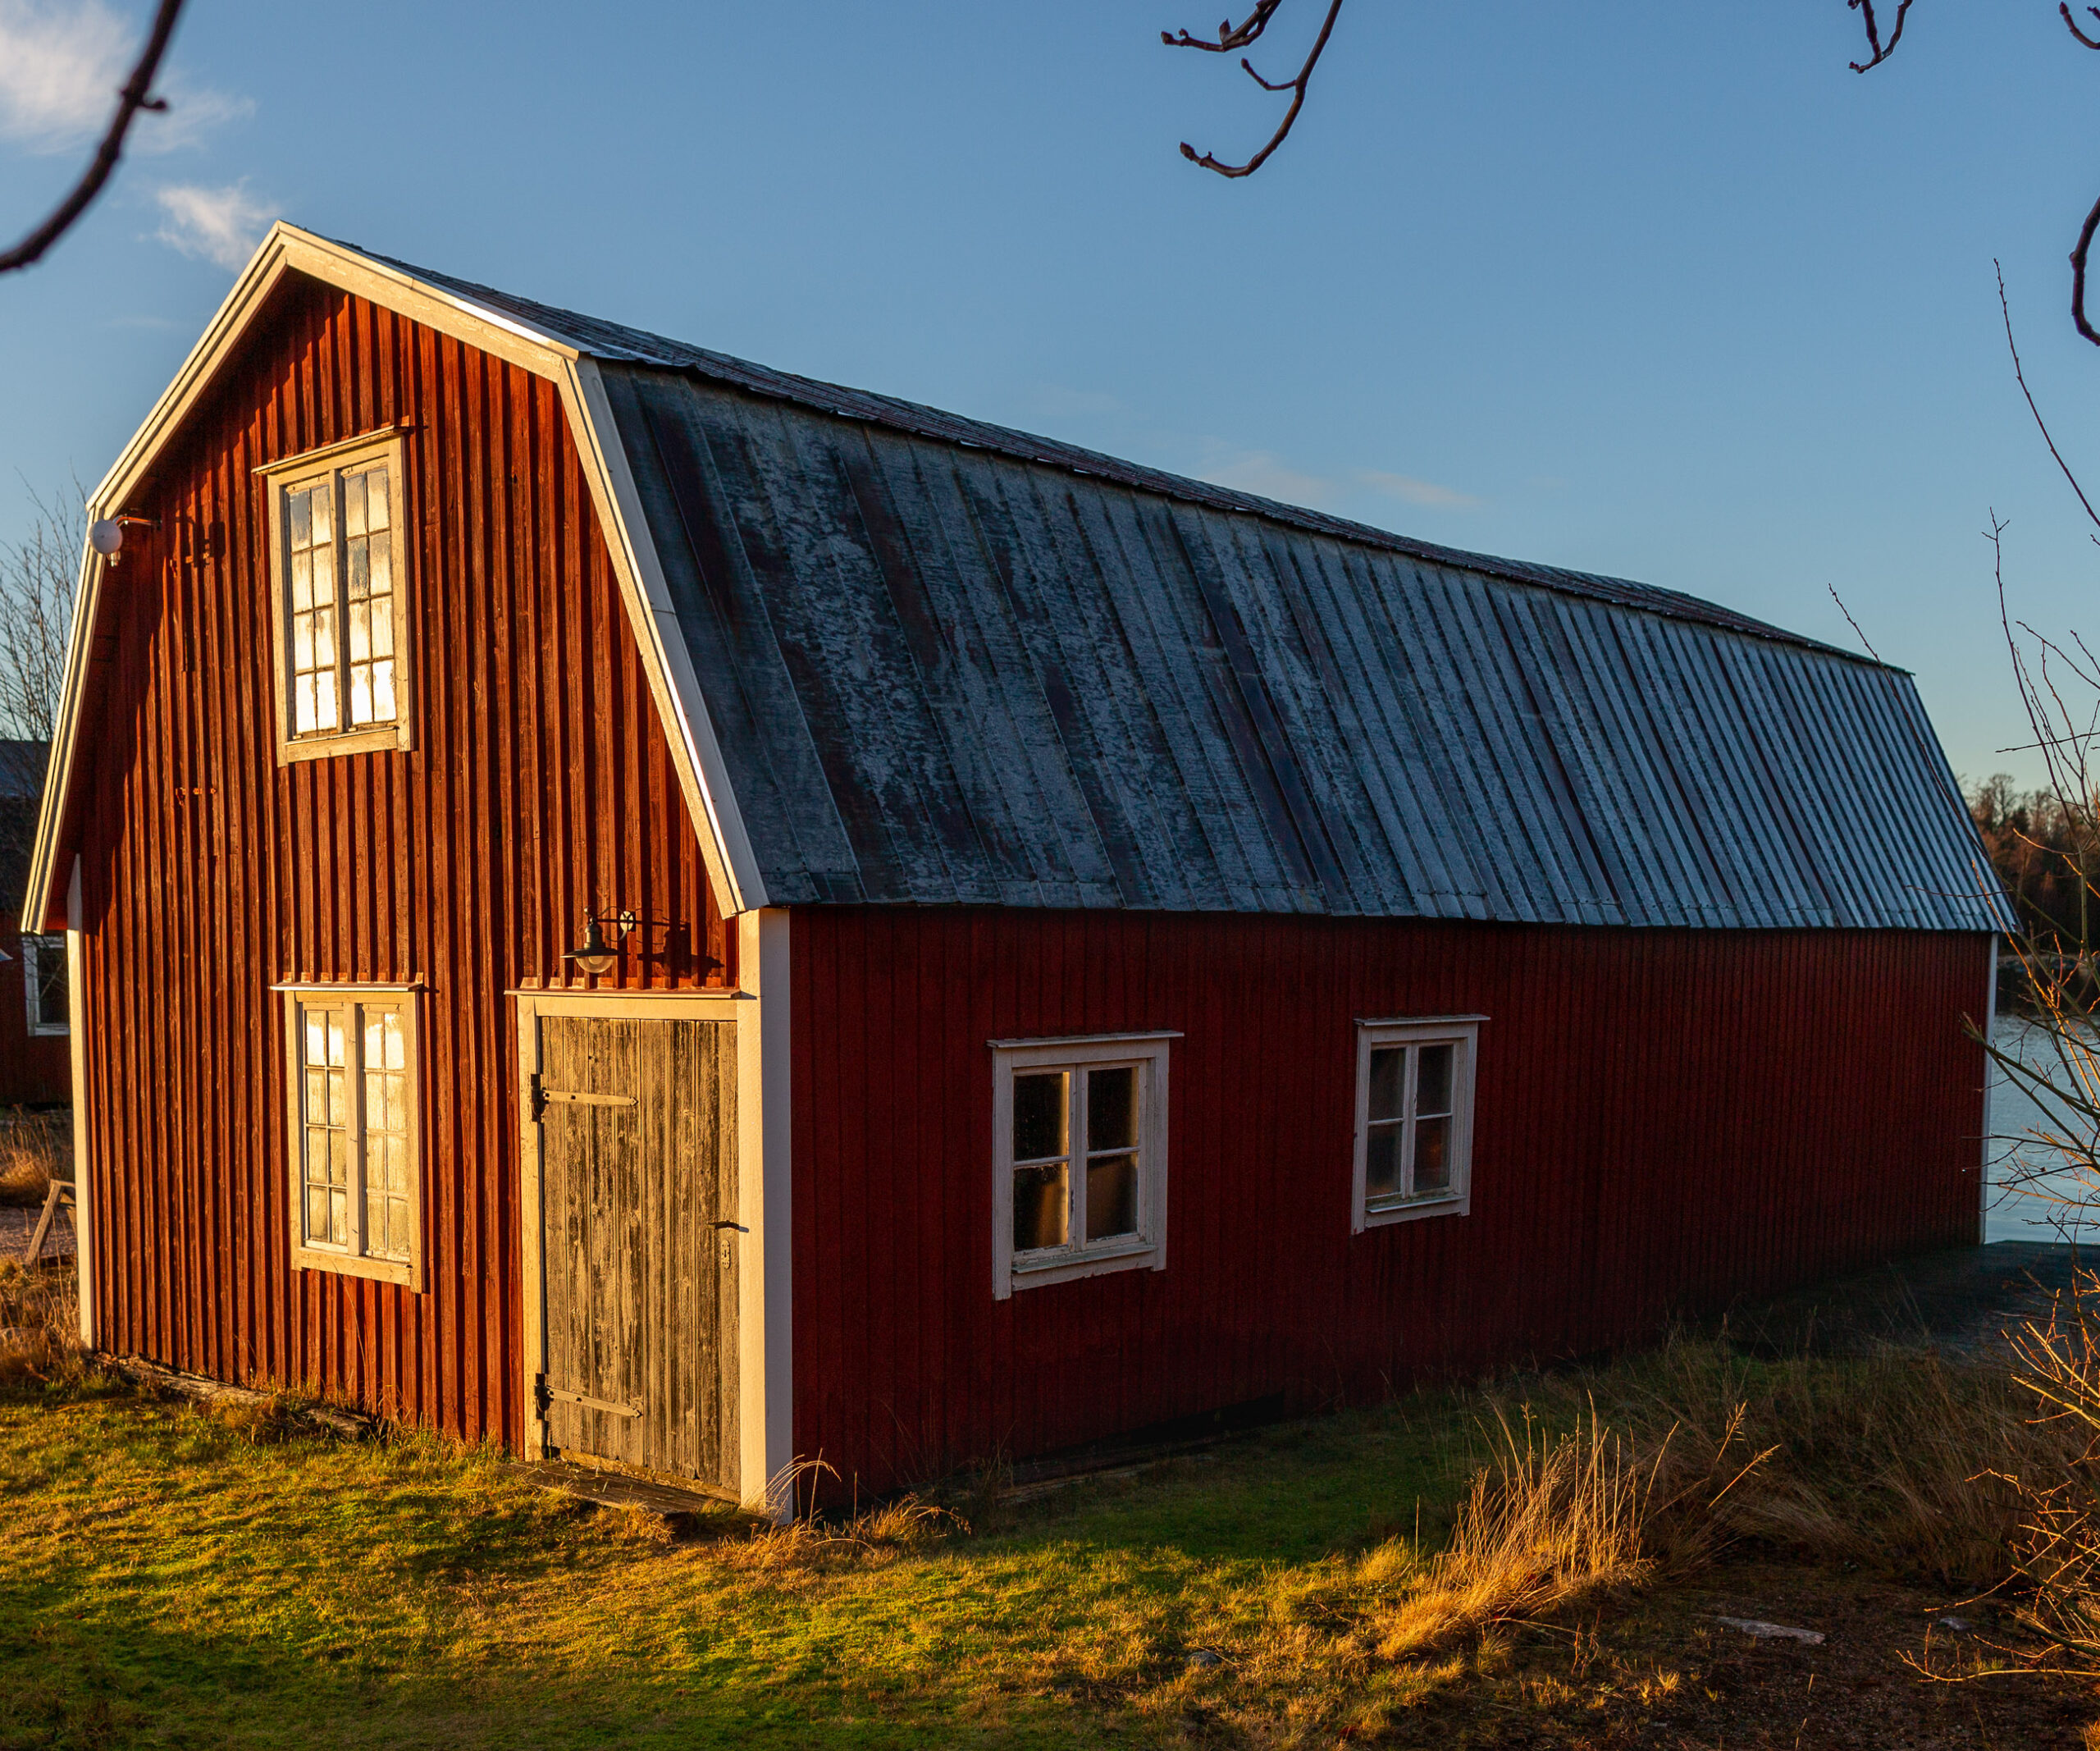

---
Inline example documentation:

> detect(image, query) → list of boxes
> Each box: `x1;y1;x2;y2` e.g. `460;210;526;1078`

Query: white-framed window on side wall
990;1031;1176;1299
279;985;424;1289
260;430;413;763
21;934;67;1036
1353;1016;1485;1232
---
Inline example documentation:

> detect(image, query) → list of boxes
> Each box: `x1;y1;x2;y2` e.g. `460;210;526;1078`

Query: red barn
23;226;2006;1507
1;739;70;1108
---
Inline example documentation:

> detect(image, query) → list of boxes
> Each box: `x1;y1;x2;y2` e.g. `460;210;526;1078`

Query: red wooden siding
69;273;733;1444
791;908;1993;1494
0;946;67;1105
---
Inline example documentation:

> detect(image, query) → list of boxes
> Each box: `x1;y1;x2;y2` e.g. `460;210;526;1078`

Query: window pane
1011;1070;1067;1163
368;537;392;595
344;471;367;537
1013;1162;1069;1251
311;485;333;546
306;1186;331;1243
349;664;372;726
329;1128;349;1187
365;468;390;531
293;674;317;734
348;601;370;663
1366;1121;1402;1199
33;938;66;1028
326;1012;346;1067
290;548;313;611
289;490;312;550
381;1008;405;1070
369;596;394;658
347;538;370;602
1417;1043;1454;1118
304;1068;326;1122
312;542;335;606
1367;1046;1405;1122
1415;1116;1451;1191
365;1068;388;1136
1085;1153;1139;1241
315;668;338;730
292;611;314;674
1086;1065;1137;1151
304;1008;325;1065
329;1188;349;1246
371;660;395;722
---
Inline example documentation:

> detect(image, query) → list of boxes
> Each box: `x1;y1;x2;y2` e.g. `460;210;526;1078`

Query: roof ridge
347;241;1886;670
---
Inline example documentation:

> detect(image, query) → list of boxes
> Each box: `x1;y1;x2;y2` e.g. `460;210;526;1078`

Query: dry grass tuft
727;1493;963;1576
1369;1412;1667;1659
0;1255;82;1387
0;1109;67;1208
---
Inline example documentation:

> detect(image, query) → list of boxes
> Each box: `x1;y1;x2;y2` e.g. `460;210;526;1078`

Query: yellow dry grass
0;1107;67;1206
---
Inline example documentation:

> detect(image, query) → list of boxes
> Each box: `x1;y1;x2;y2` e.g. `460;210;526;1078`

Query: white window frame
1352;1015;1484;1232
990;1031;1176;1299
21;934;67;1036
260;429;414;764
278;983;426;1290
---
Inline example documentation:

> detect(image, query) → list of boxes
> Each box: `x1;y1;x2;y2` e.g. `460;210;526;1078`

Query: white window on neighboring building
21;934;66;1037
281;986;422;1289
262;432;413;762
990;1031;1176;1298
1352;1016;1484;1231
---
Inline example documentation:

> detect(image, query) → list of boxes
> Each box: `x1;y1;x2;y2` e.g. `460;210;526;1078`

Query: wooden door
532;1015;738;1489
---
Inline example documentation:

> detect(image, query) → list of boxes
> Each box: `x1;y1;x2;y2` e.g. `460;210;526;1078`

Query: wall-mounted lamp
89;512;159;568
565;909;637;978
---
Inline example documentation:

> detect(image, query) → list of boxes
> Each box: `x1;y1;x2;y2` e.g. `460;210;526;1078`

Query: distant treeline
1970;773;2100;949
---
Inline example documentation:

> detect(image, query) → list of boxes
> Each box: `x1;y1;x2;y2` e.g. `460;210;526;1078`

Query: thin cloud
153;181;273;267
0;0;249;153
1198;447;1342;510
1354;469;1481;511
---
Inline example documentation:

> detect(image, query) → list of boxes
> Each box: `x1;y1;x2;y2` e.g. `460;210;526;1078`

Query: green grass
0;1380;1477;1749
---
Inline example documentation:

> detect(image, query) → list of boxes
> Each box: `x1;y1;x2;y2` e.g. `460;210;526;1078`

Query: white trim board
24;222;762;930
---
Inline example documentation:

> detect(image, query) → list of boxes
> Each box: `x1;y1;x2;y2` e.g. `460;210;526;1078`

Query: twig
1848;0;1914;72
2064;3;2100;51
1997;263;2100;533
0;0;188;276
1166;0;1346;178
1827;584;1886;665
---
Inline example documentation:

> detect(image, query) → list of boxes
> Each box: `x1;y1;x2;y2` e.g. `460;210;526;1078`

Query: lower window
1353;1016;1482;1230
21;934;67;1036
281;986;423;1288
992;1031;1175;1297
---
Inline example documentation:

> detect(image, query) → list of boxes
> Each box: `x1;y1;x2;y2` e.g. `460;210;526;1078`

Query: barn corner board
25;222;2008;1502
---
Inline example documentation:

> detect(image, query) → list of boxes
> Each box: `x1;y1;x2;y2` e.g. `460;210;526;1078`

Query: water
1986;1015;2100;1244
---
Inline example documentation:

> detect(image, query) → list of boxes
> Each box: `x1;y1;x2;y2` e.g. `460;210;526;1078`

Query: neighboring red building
1;739;69;1107
24;226;2006;1506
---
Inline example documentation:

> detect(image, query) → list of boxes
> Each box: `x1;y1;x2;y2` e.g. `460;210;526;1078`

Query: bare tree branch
1166;0;1345;179
1162;1;1287;54
1998;262;2100;532
0;480;81;741
2064;3;2100;52
0;0;188;277
1847;0;1914;73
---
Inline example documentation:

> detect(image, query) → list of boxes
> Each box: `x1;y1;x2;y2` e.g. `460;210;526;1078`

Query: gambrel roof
25;226;2011;931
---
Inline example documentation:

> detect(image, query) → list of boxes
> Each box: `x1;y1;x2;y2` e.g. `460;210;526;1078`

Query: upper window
281;986;423;1289
1352;1016;1483;1231
21;934;66;1037
991;1032;1175;1299
262;433;413;762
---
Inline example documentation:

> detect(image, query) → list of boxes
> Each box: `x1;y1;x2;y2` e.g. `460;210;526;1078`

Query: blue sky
2;0;2097;787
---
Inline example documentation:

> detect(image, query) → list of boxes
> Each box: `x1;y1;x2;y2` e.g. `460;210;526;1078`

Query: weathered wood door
532;1015;737;1490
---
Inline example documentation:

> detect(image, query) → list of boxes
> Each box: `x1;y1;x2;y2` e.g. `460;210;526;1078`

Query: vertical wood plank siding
0;957;68;1104
71;277;733;1444
792;908;1993;1495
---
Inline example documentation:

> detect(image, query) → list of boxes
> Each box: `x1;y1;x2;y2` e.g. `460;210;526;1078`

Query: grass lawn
3;1330;2098;1748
